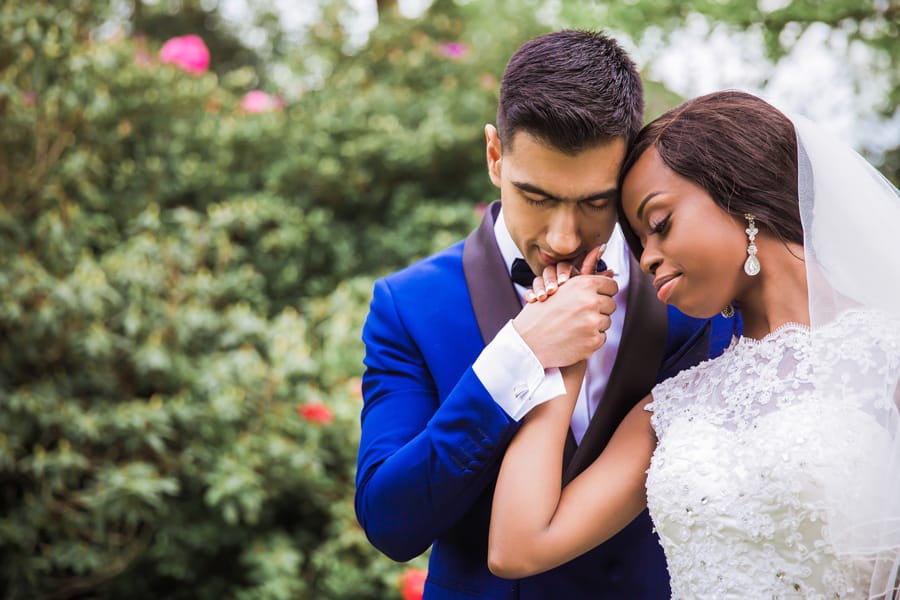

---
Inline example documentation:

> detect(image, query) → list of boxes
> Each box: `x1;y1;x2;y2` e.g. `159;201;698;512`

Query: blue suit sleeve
354;278;518;562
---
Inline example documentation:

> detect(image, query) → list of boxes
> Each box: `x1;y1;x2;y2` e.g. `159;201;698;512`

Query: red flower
159;34;210;74
400;568;427;600
297;402;333;425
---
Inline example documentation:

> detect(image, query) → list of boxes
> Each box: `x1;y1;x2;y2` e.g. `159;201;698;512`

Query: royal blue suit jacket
356;203;734;598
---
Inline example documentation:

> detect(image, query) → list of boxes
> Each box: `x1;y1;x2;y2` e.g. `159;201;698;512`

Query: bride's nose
640;240;662;276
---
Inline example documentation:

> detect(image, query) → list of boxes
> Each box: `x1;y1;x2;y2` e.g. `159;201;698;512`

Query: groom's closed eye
512;181;618;210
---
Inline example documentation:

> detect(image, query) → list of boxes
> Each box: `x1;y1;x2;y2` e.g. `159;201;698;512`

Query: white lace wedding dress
646;310;900;599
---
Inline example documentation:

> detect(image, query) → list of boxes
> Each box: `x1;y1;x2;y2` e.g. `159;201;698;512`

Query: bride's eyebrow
635;191;664;219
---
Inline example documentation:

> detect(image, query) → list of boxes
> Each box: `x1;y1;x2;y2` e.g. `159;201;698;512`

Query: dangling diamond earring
721;304;734;319
744;214;760;276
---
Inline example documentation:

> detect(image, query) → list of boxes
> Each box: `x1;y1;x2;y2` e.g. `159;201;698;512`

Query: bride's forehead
621;151;696;208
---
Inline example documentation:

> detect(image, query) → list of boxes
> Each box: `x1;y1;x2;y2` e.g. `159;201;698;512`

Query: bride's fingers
541;265;560;295
579;243;607;276
555;262;576;285
531;275;548;301
527;243;609;304
532;262;575;303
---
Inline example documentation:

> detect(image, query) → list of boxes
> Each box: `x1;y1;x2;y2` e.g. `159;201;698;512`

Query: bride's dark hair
617;90;802;258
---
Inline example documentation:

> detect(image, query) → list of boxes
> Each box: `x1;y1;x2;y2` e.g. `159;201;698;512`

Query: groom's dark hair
497;29;643;154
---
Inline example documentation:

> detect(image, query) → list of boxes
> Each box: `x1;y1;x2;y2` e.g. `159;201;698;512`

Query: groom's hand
512;266;618;369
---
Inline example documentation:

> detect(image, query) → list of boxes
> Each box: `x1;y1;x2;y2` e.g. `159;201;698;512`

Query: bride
488;91;900;598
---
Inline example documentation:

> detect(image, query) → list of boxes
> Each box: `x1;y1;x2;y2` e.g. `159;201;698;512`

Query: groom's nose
545;209;580;257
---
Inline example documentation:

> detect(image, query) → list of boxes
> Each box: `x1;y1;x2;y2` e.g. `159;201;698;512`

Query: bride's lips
654;274;681;303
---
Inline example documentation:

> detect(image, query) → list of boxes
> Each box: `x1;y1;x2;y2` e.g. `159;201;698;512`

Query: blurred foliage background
1;0;896;598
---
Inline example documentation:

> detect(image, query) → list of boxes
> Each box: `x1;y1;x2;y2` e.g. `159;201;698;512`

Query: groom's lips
539;250;581;266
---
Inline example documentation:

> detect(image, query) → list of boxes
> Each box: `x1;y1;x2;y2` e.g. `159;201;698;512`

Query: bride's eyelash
650;214;671;235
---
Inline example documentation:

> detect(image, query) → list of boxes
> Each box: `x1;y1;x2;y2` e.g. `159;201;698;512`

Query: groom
356;30;732;598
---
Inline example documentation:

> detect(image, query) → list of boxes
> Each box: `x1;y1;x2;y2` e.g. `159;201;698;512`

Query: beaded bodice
646;312;900;599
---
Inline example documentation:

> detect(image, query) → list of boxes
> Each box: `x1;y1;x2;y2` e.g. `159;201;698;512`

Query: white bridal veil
793;114;900;599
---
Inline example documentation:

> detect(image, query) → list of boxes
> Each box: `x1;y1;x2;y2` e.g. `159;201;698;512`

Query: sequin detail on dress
645;312;900;599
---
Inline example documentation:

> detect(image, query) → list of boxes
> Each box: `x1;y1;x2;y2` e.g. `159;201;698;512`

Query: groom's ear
485;124;502;188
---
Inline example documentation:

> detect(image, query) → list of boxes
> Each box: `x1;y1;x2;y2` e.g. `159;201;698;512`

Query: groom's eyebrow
511;181;618;203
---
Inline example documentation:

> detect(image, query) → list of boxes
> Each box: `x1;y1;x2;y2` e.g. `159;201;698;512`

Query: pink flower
399;568;427;600
347;377;363;401
22;91;37;106
479;73;498;91
134;48;153;68
205;96;223;114
159;35;210;74
437;42;469;60
239;90;285;114
297;402;333;425
473;203;488;219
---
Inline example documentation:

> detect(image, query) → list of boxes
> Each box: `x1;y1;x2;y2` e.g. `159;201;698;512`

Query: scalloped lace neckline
733;321;810;347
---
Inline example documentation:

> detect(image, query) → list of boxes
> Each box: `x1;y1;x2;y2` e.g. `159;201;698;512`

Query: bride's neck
735;238;809;340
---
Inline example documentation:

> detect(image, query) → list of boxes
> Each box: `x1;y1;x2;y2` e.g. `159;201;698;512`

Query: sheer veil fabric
793;114;900;599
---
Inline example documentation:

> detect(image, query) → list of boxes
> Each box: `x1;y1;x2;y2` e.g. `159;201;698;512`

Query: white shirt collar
494;208;521;281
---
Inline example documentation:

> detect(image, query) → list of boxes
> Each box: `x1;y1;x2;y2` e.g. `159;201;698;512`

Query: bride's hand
525;244;613;303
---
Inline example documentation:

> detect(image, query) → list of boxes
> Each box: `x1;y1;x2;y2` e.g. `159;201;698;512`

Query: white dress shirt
472;210;630;444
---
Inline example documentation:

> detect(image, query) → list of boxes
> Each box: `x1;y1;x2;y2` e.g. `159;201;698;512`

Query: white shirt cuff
473;320;567;421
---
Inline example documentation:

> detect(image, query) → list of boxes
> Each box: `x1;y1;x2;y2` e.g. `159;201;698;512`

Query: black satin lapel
462;201;523;344
563;253;667;484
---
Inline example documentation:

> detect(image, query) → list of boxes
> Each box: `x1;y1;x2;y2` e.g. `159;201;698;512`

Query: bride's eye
649;214;671;236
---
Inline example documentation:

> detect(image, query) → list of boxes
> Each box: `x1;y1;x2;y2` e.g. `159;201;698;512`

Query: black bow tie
511;258;536;287
510;257;609;288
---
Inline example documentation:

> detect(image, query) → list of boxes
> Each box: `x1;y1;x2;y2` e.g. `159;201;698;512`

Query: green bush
0;0;729;596
0;0;477;596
